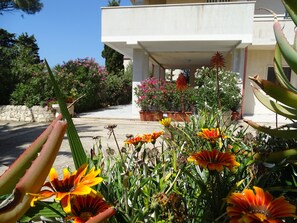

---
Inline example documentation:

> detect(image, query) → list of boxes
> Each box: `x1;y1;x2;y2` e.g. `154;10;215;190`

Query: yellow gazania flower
187;149;240;172
227;186;297;223
159;117;171;127
197;128;225;143
29;164;103;213
67;191;116;223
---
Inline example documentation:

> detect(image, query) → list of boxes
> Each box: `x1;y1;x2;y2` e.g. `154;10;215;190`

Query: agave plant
0;60;115;222
245;0;297;162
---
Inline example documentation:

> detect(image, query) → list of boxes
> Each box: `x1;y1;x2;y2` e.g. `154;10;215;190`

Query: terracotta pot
52;103;75;117
166;111;192;122
139;111;163;121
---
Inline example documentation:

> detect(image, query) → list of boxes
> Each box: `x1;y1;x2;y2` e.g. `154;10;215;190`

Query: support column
159;67;165;80
232;48;245;81
153;64;160;79
132;48;149;114
189;67;196;86
232;48;246;115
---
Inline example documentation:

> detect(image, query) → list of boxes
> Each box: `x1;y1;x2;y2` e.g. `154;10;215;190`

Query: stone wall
0;105;55;122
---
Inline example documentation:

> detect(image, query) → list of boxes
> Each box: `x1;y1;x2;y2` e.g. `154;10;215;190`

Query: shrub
194;66;242;112
104;64;132;106
10;63;54;107
53;58;108;112
134;77;167;111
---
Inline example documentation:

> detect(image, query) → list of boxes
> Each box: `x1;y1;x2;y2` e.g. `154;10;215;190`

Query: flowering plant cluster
194;66;242;112
134;77;168;111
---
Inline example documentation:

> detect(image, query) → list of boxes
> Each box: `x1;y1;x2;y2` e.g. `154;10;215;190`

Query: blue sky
0;0;131;67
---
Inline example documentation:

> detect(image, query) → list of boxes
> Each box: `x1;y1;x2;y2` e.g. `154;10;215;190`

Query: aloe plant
0;120;67;223
246;0;297;162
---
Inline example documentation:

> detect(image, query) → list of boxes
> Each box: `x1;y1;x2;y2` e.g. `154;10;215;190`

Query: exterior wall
243;49;297;117
0;105;54;122
102;2;254;45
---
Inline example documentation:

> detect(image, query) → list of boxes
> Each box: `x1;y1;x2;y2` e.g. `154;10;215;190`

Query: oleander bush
10;57;132;112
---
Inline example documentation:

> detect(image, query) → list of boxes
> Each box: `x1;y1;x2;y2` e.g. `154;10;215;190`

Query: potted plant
165;73;194;122
134;77;166;121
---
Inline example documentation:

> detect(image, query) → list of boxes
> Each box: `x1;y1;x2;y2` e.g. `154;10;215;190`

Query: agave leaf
252;86;297;120
250;75;297;110
0;114;62;196
86;207;116;223
0;121;67;223
244;119;297;139
273;19;297;75
45;59;87;169
274;44;297;91
254;148;297;163
282;0;297;26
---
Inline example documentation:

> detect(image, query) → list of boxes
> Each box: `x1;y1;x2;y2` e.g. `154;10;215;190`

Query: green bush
10;58;132;112
53;58;108;112
10;63;54;107
194;67;242;112
104;63;132;106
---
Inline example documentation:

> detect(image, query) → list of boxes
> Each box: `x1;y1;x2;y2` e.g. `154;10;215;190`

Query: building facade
101;0;295;120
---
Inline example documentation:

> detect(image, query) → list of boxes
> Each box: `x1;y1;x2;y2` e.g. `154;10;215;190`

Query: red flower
227;186;297;223
67;192;116;223
211;51;225;69
197;128;226;143
176;73;187;91
187;149;240;172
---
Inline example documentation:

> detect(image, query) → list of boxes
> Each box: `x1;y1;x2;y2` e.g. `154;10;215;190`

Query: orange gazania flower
187;149;240;172
197;128;225;143
29;164;103;213
227;186;297;223
176;73;187;91
67;191;116;223
124;135;145;146
143;131;164;144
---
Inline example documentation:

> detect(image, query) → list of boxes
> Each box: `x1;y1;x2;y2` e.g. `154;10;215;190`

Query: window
267;66;291;84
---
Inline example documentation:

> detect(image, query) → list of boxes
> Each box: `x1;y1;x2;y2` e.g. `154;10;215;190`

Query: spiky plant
246;0;297;163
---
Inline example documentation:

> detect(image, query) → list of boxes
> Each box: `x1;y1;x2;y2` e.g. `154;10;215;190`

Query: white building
101;0;295;120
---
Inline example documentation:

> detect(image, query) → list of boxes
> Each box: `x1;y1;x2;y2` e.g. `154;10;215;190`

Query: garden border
0;105;55;122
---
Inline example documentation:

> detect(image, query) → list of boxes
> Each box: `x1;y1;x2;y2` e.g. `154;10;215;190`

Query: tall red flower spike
176;73;187;91
211;51;225;69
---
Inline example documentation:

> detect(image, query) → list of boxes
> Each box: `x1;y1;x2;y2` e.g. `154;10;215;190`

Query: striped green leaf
252;86;297;120
45;60;87;169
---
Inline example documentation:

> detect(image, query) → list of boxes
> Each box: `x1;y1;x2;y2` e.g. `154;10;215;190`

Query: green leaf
250;75;297;110
282;0;297;26
252;86;297;119
0;121;67;222
0;116;62;196
274;44;297;91
45;59;87;169
20;201;65;222
244;119;297;139
274;20;297;75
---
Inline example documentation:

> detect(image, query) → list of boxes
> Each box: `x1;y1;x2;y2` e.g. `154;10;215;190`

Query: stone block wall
0;105;55;122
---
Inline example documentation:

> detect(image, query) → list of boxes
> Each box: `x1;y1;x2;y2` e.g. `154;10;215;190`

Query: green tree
0;29;41;105
101;0;124;75
0;0;43;15
0;29;16;104
12;33;41;83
